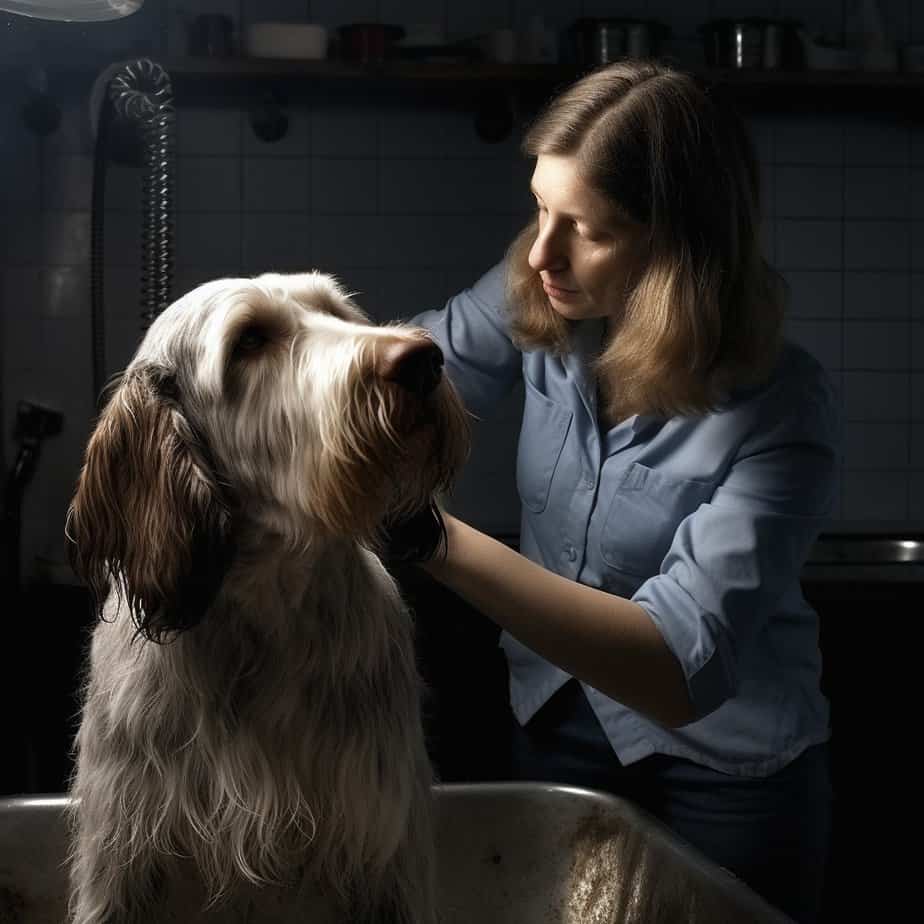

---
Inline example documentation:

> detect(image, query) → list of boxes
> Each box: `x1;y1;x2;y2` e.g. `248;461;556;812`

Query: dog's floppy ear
67;365;233;642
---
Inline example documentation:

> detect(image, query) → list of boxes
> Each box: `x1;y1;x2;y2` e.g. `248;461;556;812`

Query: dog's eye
233;327;270;357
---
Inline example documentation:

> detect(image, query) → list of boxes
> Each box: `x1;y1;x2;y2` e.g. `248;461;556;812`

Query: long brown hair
506;60;784;420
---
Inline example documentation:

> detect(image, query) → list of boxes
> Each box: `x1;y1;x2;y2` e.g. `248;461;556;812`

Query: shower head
0;0;142;21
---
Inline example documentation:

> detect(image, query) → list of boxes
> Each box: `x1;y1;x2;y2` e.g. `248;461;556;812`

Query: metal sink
0;783;790;923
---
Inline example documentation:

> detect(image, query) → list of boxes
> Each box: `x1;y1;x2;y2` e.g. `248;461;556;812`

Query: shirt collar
562;319;605;419
562;319;667;439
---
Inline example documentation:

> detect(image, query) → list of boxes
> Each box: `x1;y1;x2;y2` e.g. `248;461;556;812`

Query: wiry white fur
65;271;469;923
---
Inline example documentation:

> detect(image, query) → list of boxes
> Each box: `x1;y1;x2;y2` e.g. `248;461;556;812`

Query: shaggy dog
65;272;469;923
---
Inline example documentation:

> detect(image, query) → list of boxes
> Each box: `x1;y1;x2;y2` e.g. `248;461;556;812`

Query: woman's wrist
416;513;694;727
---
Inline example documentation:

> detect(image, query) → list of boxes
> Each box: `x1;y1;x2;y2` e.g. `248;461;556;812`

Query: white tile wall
775;114;843;166
844;116;911;166
102;210;147;266
43;210;93;266
311;158;378;213
842;470;908;519
844;320;910;369
784;319;842;372
41;155;94;212
175;211;243;265
845;420;909;469
178;156;243;211
0;211;42;266
3;0;924;581
912;374;924;420
785;271;843;319
242;157;309;212
0;130;40;206
244;105;311;156
341;266;449;322
910;472;924;517
777;220;843;269
379;158;518;215
175;105;241;155
1;270;43;375
912;222;924;271
379;105;519;160
845;220;910;271
912;421;924;461
776;166;843;218
845;167;910;219
242;212;311;273
844;272;910;318
844;371;910;420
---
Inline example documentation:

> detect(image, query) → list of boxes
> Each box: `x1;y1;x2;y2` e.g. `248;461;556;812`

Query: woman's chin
548;296;590;320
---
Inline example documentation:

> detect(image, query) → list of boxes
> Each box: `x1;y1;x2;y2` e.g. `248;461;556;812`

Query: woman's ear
67;365;233;642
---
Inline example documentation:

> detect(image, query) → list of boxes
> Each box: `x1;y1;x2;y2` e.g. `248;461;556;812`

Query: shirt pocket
516;380;573;514
600;463;716;577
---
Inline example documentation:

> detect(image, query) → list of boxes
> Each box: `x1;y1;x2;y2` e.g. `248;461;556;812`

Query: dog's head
67;272;470;641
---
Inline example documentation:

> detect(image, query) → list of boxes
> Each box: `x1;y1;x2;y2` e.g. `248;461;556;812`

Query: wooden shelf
19;54;924;91
696;65;924;113
163;56;567;84
158;56;924;85
158;57;924;115
17;56;921;120
701;66;924;90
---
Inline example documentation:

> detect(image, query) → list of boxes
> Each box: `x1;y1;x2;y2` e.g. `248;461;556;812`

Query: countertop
803;528;924;583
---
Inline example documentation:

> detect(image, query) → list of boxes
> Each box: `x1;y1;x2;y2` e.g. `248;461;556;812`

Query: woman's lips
543;280;580;300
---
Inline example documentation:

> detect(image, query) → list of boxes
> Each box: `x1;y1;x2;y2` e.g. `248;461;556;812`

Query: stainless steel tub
0;783;791;922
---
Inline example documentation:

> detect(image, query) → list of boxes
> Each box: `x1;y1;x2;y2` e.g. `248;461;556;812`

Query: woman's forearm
423;516;695;728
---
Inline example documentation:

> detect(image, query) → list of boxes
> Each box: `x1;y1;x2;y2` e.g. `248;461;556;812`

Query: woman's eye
581;225;609;242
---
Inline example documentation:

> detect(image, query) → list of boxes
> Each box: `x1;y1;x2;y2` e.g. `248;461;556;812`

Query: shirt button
565;545;577;562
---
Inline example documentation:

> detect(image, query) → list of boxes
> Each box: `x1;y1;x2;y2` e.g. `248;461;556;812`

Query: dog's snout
378;338;444;396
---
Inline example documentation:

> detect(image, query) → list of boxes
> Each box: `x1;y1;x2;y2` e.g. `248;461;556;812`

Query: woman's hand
377;503;447;565
423;514;696;728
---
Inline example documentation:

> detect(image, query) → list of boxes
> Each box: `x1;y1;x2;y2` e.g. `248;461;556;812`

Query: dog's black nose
379;337;444;396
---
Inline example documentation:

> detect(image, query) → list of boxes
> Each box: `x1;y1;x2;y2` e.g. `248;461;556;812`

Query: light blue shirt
414;262;840;778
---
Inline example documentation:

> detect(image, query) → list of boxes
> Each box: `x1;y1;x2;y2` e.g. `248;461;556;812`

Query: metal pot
565;18;670;67
700;18;804;70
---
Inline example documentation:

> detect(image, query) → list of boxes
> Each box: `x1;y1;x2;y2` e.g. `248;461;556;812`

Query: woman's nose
528;221;567;273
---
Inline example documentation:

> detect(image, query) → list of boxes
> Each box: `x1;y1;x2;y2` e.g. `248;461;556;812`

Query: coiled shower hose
90;58;175;403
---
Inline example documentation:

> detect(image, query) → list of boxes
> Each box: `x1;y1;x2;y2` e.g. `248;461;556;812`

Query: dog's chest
151;863;344;922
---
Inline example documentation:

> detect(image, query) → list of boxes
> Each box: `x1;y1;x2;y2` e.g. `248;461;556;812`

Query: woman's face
528;153;648;323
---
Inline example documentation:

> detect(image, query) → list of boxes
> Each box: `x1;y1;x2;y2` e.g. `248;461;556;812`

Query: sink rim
0;783;792;923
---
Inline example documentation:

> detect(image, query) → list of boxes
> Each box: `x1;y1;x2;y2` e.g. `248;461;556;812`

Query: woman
405;61;838;923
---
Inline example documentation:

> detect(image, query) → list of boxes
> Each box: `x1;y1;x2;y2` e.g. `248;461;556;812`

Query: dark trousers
508;680;833;924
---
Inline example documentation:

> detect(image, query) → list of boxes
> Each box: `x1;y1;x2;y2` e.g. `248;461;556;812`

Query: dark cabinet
804;575;921;924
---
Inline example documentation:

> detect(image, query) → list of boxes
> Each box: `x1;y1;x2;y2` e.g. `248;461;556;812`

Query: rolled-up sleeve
411;262;522;418
632;363;841;721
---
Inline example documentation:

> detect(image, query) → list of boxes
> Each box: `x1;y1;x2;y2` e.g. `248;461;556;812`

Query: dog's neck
229;520;365;586
214;525;394;639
